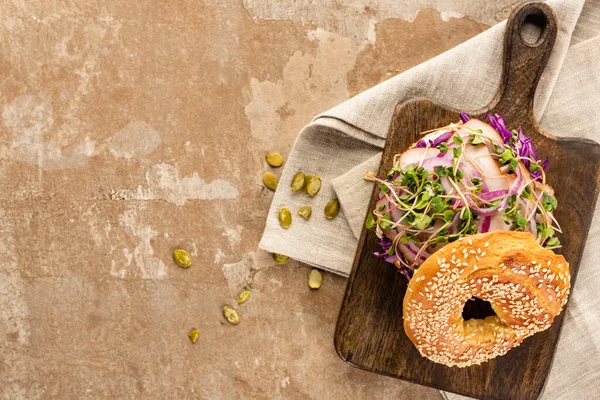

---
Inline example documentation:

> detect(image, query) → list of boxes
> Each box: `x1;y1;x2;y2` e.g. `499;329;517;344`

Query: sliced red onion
529;218;538;236
459;162;490;192
480;189;508;201
474;169;522;216
443;212;462;236
421;156;453;170
481;216;491;233
460;162;483;179
389;207;404;234
508;163;523;196
474;202;505;217
440;176;453;194
400;241;430;261
483;140;505;158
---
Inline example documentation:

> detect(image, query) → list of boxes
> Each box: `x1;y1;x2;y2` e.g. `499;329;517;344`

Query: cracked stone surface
0;0;517;398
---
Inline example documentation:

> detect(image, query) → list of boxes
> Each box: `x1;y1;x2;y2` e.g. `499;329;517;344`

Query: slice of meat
399;147;441;169
485;174;513;191
463;144;504;179
456;119;505;180
488;214;511;231
534;180;555;197
517;162;533;189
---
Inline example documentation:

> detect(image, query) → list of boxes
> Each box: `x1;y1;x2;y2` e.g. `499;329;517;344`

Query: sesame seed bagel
403;231;570;367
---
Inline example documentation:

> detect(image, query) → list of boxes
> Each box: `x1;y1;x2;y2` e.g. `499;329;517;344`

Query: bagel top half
402;231;570;367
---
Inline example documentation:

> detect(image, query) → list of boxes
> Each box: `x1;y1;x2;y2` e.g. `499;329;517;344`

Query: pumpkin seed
324;199;340;219
305;176;321;196
188;328;200;343
263;172;278;191
173;249;192;268
308;269;323;289
223;306;240;325
297;206;312;220
290;172;305;192
273;253;289;264
237;290;251;305
265;152;284;167
279;207;292;228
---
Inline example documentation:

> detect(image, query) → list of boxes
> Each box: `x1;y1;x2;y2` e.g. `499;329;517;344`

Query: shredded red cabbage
416;131;453;148
483;112;549;179
401;268;414;281
373;236;393;257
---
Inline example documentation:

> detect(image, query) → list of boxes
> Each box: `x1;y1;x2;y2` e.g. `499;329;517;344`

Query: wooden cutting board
334;2;600;400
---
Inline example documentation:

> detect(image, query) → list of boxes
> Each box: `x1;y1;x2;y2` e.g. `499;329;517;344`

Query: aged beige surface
0;1;516;398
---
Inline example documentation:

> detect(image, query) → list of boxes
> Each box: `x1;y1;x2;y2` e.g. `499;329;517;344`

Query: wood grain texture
334;3;600;400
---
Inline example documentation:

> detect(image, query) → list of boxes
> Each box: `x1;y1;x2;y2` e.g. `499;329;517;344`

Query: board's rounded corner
332;327;352;363
332;324;368;371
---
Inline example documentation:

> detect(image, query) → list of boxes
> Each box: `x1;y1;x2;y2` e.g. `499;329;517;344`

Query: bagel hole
462;297;497;320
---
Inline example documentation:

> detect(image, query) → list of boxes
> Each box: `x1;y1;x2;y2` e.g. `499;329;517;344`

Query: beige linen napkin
260;0;600;398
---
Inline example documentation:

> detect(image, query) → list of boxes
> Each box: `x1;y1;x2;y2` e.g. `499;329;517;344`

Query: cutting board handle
493;2;557;118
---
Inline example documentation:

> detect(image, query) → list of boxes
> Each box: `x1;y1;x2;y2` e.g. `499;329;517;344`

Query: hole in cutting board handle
492;3;557;114
520;10;549;47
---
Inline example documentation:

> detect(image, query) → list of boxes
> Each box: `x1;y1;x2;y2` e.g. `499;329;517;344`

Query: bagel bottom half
402;231;570;367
